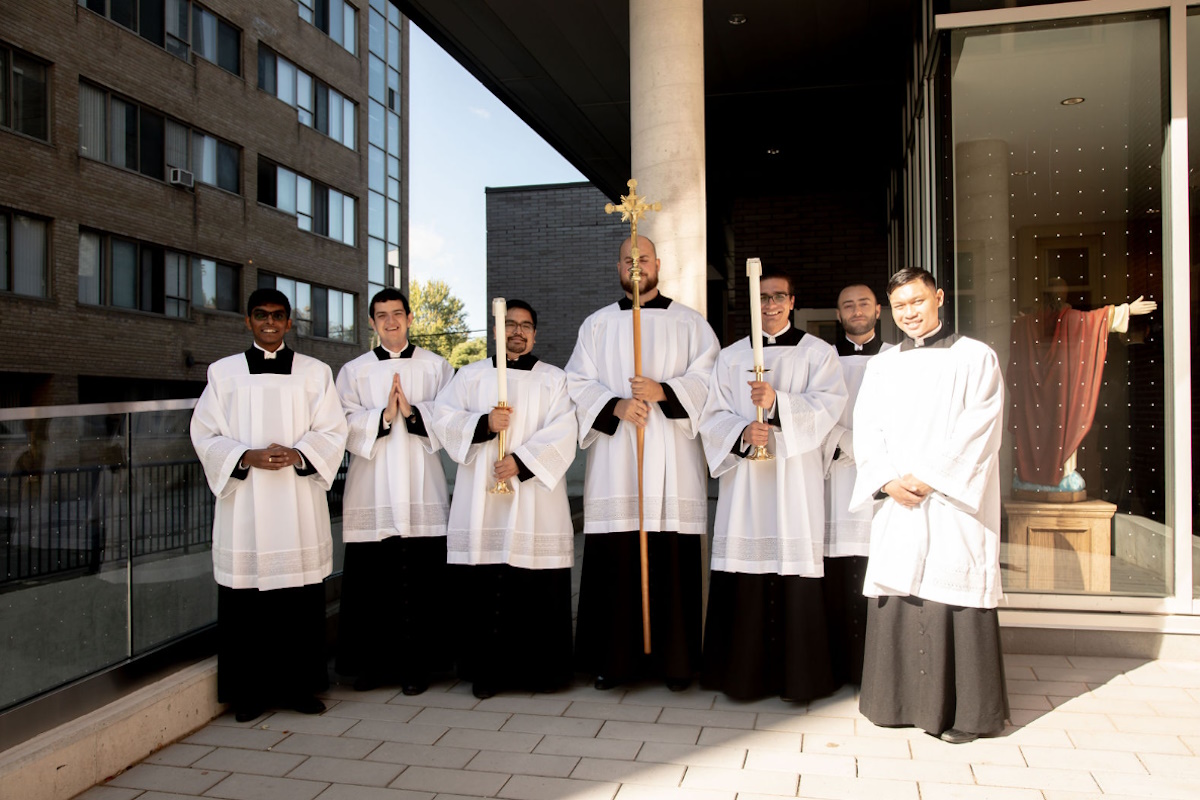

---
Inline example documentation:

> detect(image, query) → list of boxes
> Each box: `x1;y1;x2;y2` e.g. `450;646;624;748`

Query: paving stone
906;736;1026;766
1019;745;1147;774
318;686;401;704
1003;666;1037;681
1006;679;1091;697
1135;751;1200;778
311;786;434;800
407;708;511;731
474;697;571;716
1063;655;1147;671
1091;771;1200;799
985;726;1074;747
803;690;862;720
286;755;404;786
697;726;802;751
144;743;215;766
182;725;288;750
322;701;423;723
596;720;700;744
796;774;919;800
466;751;579;778
801;734;910;759
743;748;856;777
619;686;718;710
1148;700;1200;719
917;783;1043;800
657;707;756;730
192;746;308;776
533;734;643;760
1031;666;1128;684
203;773;329;800
613;785;734;800
710;695;797;714
342;720;449;745
570;757;685;786
365;742;478;768
386;691;482;711
1012;709;1116;731
1108;714;1200;736
754;712;855;735
1087;684;1195;702
106;763;229;794
1066;730;1191;755
679;765;798;795
855;756;975;784
971;765;1100;792
1007;694;1053;711
1046;695;1155;715
500;713;602;737
1003;654;1073;668
565;701;662;723
1040;793;1156;800
389;766;510;796
273;732;384;759
71;787;143;800
497;775;619;800
436;728;543;753
635;742;746;768
256;711;360;736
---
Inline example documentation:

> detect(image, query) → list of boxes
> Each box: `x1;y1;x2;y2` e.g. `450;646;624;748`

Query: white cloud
468;107;491;120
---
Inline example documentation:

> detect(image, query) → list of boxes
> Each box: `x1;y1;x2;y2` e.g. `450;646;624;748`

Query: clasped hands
615;376;667;429
381;373;413;425
883;474;934;508
242;443;302;470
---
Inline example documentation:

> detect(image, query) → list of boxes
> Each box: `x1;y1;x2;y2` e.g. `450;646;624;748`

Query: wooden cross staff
605;178;661;654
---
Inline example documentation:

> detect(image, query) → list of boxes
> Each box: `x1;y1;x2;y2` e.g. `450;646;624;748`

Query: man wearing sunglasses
191;288;348;723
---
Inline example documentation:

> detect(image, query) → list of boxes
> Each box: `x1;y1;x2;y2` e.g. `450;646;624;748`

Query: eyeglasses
505;321;535;333
760;292;791;305
251;309;290;323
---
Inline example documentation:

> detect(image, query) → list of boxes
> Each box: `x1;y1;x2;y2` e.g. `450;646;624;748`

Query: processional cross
605;179;660;654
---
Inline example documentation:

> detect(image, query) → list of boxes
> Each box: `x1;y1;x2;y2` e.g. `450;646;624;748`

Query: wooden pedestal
1004;498;1117;592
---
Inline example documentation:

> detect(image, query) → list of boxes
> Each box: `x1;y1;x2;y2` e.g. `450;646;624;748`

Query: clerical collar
373;342;415;360
762;325;804;347
491;352;539;371
618;294;672;310
900;322;957;351
837;333;883;357
253;342;285;359
244;343;295;374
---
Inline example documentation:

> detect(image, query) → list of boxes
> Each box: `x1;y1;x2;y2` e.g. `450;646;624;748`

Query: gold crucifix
604;178;661;654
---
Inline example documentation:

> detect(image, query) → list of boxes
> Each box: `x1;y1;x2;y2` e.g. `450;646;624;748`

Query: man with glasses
191;288;348;723
431;300;577;699
334;288;454;696
699;273;847;701
567;235;719;692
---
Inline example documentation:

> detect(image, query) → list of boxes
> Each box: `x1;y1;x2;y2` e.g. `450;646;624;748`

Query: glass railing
0;400;348;712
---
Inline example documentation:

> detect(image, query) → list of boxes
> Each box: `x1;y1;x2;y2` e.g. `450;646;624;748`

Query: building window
257;158;356;246
78;228;238;317
79;81;239;192
81;0;240;75
297;0;356;55
259;272;355;343
257;45;355;149
0;44;49;141
0;210;48;297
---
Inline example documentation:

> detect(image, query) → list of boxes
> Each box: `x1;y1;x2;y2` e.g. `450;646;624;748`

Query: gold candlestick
747;365;775;461
488;402;515;495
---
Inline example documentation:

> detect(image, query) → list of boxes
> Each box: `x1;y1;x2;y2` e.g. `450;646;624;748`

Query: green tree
449;337;488;369
408;278;469;359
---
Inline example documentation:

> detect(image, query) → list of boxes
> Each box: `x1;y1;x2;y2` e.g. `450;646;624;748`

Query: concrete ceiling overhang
394;0;916;201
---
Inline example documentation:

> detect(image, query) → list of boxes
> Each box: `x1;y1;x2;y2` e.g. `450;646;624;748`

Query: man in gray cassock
850;267;1008;744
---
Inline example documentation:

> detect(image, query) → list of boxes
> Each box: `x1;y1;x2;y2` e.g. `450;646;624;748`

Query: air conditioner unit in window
168;168;195;188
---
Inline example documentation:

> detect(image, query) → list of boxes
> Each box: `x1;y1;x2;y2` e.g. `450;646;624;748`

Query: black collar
373;342;416;360
837;334;883;356
899;324;958;351
618;294;672;310
244;346;295;375
763;327;804;347
492;352;539;371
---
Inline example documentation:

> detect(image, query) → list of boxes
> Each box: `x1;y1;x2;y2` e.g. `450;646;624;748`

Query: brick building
0;0;408;406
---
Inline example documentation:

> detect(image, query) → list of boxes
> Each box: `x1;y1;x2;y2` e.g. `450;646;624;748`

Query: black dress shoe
939;728;979;744
401;682;427;696
472;682;497;699
593;675;618;691
291;696;326;715
234;705;264;723
666;678;690;692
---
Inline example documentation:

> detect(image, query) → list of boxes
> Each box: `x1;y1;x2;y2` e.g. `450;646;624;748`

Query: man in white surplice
699;272;847;701
191;288;347;723
820;283;890;687
849;267;1008;744
334;288;453;696
431;300;577;700
566;235;720;691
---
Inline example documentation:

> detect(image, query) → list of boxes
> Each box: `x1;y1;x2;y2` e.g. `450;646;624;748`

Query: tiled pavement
74;654;1200;800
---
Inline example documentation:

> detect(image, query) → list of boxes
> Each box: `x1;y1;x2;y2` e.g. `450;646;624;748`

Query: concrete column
629;0;706;316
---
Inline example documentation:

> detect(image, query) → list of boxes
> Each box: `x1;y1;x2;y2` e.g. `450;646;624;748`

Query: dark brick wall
0;1;383;404
486;182;628;369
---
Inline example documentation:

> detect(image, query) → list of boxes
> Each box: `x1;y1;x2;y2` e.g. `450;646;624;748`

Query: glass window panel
193;256;216;308
388;176;399;200
276;276;296;310
257;46;276;94
369;9;385;57
328;191;343;242
369;55;385;103
368;146;385;193
0;215;7;292
111;239;137;309
256;157;277;206
327;288;342;339
11;215;45;297
216;19;239;74
139;108;164;180
79;82;107;161
278;57;296;107
313;82;328;133
388;22;399;66
313;184;329;235
0;49;8;130
328;92;342;142
342;194;355;246
298;0;314;24
111;98;137;170
78;230;102;304
192;132;217;184
11;54;47;141
312;285;328;337
217;140;238;192
368;237;385;284
368;99;384;149
387;2;399;26
165;119;188;170
139;0;165;46
950;13;1168;597
370;0;384;12
368;191;384;239
387;198;399;247
387;154;399;180
343;98;355;148
330;0;344;45
342;292;355;342
192;7;218;62
166;0;188;42
297;175;312;216
387;110;398;152
277;166;297;214
139;245;163;313
343;4;356;55
387;66;399;112
216;262;238;312
111;0;136;30
297;70;314;127
295;281;312;321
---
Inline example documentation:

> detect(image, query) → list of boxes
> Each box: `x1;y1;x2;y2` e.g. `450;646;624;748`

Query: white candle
746;258;764;368
493;297;507;404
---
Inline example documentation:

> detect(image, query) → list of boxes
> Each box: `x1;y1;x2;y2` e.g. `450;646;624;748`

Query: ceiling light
1061;97;1085;106
728;13;747;25
766;148;780;155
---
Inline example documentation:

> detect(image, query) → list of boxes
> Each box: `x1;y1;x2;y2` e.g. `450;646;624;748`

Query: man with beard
699;272;846;701
820;283;890;687
191;288;347;722
850;267;1008;743
431;300;577;698
334;288;454;695
566;235;720;691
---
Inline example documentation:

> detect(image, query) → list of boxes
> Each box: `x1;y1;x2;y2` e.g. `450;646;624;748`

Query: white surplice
191;351;348;590
431;357;577;569
700;333;847;576
336;347;453;541
848;334;1004;609
566;299;719;535
822;342;892;558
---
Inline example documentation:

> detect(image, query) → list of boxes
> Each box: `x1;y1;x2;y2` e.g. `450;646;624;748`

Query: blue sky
408;26;585;333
